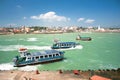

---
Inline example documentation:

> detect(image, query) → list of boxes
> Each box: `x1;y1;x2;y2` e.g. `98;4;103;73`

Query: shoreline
0;31;120;35
0;69;120;80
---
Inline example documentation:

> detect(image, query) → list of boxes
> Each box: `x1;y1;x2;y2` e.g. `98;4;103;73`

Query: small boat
51;42;79;49
76;35;92;41
13;48;64;67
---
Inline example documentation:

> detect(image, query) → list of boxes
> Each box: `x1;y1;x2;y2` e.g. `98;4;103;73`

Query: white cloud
16;5;22;8
77;18;85;22
23;17;27;19
31;11;70;22
85;19;95;23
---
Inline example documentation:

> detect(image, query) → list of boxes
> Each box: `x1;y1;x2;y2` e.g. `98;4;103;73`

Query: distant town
0;26;120;35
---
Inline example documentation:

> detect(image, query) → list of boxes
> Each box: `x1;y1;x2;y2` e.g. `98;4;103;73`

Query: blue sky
0;0;120;27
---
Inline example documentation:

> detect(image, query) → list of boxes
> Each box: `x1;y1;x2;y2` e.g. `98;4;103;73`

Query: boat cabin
24;50;64;61
18;48;28;57
13;48;64;67
51;42;77;49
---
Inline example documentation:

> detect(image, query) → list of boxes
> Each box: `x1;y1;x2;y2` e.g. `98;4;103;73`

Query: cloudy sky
0;0;120;27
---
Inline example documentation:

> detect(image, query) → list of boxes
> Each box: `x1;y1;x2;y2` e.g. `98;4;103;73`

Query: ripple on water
0;45;51;51
27;38;38;42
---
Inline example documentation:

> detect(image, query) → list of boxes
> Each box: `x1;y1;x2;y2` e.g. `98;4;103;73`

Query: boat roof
31;50;61;56
56;42;76;44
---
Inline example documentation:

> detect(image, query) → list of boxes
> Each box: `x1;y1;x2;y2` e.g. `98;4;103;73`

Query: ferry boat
51;42;79;49
76;35;92;41
13;48;64;67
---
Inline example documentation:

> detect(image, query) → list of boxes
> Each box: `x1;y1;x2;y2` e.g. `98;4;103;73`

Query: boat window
40;56;43;58
61;43;63;46
23;52;26;56
64;44;66;46
22;57;26;61
53;54;55;57
26;53;31;56
70;44;72;46
67;44;69;46
56;44;58;47
53;44;57;46
36;56;39;59
59;53;61;56
58;43;60;46
49;55;52;58
56;54;59;56
45;55;48;58
28;57;31;59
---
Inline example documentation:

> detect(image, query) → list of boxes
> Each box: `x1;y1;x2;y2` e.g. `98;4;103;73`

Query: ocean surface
0;32;120;71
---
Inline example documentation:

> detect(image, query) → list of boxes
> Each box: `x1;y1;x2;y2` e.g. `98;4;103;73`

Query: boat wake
0;63;17;70
0;45;51;51
18;65;37;71
57;45;83;51
27;38;38;42
0;45;83;51
0;62;38;71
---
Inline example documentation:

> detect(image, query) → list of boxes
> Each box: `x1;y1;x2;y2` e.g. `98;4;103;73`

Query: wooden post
36;70;39;74
59;70;63;74
73;70;79;75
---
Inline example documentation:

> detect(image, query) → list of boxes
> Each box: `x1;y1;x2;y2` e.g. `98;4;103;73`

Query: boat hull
76;37;92;41
14;57;64;67
51;46;73;49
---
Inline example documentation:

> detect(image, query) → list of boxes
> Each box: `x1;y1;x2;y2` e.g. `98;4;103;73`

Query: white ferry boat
13;48;64;67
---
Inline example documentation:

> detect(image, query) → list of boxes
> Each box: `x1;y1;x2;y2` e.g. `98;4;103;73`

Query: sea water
0;33;120;71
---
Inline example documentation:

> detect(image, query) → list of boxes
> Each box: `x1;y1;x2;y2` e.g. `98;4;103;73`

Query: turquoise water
0;33;120;70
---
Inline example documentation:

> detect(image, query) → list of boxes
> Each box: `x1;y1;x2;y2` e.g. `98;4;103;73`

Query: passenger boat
51;42;79;49
76;35;92;41
13;48;64;67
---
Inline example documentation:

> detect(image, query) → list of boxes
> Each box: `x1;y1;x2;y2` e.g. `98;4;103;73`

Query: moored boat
13;48;64;67
51;42;79;49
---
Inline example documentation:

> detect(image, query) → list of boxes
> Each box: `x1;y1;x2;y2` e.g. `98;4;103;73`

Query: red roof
90;75;111;80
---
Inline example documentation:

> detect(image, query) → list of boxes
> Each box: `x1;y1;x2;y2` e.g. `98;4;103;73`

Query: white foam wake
0;45;51;51
0;63;17;70
0;63;38;71
27;38;38;42
0;45;83;51
57;45;83;51
18;66;37;71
